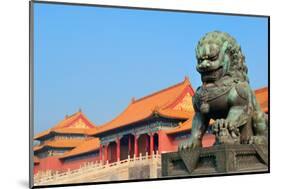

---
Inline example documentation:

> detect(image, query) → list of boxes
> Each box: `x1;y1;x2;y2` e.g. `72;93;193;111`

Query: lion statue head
195;31;248;83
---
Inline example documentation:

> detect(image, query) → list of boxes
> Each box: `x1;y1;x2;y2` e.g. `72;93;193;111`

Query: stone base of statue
161;144;268;177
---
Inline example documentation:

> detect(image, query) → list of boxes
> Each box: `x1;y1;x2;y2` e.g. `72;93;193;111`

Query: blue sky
33;3;268;134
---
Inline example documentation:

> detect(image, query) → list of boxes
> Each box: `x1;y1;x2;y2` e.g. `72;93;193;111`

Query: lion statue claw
179;138;201;150
179;31;268;150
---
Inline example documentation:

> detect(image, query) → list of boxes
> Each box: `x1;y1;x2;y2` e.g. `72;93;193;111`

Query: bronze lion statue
179;31;268;149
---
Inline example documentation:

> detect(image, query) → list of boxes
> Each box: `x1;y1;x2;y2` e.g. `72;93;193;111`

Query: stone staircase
34;152;161;186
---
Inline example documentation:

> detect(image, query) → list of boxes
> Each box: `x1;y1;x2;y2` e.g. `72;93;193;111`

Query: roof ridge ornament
184;76;190;83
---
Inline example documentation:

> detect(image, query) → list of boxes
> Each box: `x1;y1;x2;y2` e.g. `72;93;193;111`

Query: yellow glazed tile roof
88;78;194;136
60;138;100;159
33;139;85;152
34;111;96;140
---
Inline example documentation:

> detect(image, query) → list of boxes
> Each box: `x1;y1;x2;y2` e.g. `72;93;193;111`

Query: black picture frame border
29;1;270;188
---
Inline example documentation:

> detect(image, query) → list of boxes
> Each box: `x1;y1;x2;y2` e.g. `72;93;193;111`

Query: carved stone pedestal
162;144;268;177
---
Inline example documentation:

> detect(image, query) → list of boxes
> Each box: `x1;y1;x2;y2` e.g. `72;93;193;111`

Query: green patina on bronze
162;31;268;177
179;31;268;149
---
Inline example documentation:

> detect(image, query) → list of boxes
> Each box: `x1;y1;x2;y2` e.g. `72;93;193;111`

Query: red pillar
134;135;138;157
104;144;108;163
116;138;120;161
99;144;103;162
150;133;154;155
128;136;131;157
158;130;161;154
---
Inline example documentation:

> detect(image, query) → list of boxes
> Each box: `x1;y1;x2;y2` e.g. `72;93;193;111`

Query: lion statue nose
199;61;210;70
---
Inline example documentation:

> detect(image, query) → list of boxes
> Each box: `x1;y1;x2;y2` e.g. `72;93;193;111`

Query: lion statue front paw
178;138;201;151
212;119;240;145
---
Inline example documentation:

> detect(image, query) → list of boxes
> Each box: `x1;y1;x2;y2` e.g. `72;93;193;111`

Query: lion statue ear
221;41;229;53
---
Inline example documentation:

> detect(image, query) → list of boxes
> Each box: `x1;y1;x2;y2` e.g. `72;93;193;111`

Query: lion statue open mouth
179;31;268;149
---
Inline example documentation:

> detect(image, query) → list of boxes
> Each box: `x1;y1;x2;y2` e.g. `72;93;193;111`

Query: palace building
33;111;99;173
33;77;268;183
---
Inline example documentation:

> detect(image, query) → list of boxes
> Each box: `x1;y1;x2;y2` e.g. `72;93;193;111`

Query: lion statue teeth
179;31;268;150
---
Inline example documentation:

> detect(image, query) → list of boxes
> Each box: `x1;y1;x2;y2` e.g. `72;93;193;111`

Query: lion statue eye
210;55;218;61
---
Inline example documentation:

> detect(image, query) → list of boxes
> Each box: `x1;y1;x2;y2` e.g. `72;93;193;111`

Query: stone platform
162;144;268;177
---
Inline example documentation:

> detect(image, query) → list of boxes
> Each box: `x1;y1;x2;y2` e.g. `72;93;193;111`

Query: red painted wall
35;156;63;172
61;156;100;171
202;134;216;147
34;164;39;175
158;130;176;153
159;132;216;154
34;155;100;173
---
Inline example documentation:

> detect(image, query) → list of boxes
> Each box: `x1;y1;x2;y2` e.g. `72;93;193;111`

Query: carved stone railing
34;151;161;186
